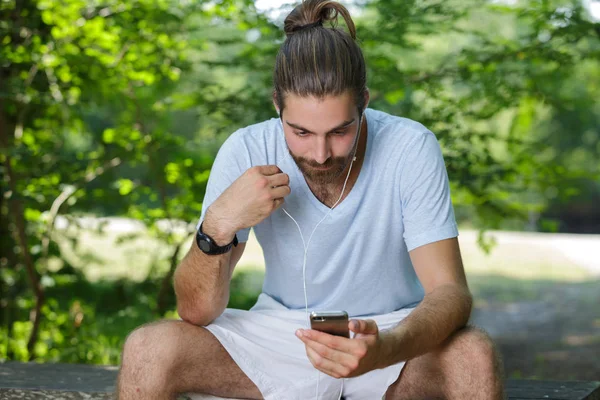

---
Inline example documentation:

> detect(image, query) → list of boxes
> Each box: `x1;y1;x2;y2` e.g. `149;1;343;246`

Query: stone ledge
0;362;117;393
1;362;599;400
0;389;113;400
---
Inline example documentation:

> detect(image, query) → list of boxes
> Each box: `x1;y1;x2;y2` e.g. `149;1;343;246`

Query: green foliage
360;0;600;233
0;266;259;363
1;0;599;365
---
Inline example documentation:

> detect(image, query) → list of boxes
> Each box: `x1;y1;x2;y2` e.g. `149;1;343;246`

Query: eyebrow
285;119;355;134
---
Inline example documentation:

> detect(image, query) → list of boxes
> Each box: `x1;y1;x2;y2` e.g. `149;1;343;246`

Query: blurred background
1;0;599;381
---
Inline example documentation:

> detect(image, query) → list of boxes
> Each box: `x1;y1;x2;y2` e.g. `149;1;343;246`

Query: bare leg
116;320;263;400
385;326;505;400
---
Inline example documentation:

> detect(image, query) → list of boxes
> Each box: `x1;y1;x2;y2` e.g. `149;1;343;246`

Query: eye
294;130;310;137
331;127;351;136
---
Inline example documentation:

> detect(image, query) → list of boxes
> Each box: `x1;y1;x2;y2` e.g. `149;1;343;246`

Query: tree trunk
1;100;45;360
156;241;183;315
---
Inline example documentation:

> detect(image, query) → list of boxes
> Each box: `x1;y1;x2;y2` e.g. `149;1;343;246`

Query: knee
450;326;503;379
121;321;181;377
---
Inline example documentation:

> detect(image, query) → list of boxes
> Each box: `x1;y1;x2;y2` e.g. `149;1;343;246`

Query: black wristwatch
196;222;238;255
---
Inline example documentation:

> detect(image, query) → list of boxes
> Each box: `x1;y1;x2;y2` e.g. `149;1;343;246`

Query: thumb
350;319;378;335
273;197;285;210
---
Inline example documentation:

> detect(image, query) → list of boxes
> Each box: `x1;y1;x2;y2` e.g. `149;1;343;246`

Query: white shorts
184;294;414;400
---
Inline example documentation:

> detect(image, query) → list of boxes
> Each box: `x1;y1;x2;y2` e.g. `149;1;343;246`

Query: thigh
121;319;263;399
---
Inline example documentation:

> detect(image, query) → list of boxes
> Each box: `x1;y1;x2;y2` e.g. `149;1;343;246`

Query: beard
289;150;353;186
287;121;362;186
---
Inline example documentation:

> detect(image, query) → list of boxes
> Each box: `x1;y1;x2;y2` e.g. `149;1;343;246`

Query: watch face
199;239;212;253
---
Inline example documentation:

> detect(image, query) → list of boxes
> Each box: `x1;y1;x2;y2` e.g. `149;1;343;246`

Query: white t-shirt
198;108;458;317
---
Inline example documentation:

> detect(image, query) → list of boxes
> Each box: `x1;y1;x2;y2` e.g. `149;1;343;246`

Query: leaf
165;162;180;184
102;129;116;143
118;179;134;196
384;89;405;105
24;208;42;222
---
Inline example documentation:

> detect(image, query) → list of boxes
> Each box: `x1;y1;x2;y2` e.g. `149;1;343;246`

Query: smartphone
310;311;350;338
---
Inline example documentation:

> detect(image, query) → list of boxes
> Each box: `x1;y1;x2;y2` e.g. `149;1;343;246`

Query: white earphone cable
279;114;363;400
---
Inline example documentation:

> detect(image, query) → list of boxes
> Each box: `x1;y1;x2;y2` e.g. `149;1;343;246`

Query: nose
313;136;331;164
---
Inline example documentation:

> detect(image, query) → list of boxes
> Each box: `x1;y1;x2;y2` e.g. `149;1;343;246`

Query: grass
458;230;591;282
53;227;184;282
57;224;594;283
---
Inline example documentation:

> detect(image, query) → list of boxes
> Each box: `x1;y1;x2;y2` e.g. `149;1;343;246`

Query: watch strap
196;222;238;255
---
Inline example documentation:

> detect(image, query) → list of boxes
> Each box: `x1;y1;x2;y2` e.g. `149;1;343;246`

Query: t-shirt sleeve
196;132;251;243
399;130;458;252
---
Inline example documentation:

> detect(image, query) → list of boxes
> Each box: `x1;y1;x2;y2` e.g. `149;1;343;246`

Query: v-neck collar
280;109;374;216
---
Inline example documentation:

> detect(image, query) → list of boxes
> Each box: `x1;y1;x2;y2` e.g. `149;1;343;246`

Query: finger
300;329;355;354
271;185;291;199
301;334;355;366
305;345;350;379
256;165;282;176
267;172;289;187
349;319;378;335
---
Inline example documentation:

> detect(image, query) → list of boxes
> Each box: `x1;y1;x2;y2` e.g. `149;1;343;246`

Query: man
117;1;505;399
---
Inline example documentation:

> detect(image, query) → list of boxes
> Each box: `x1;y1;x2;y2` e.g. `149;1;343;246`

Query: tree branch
1;74;46;359
41;157;122;266
127;84;185;315
4;155;44;359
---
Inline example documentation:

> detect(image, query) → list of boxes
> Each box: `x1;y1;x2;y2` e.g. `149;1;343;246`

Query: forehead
283;92;356;120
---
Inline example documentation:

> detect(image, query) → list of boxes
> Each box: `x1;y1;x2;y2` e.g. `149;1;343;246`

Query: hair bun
289;20;323;34
284;0;356;39
273;0;366;117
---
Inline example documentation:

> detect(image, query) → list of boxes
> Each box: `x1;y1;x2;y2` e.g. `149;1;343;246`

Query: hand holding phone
300;315;384;379
309;311;350;338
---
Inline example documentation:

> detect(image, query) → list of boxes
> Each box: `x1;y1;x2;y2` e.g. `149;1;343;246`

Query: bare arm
173;209;246;326
380;237;472;365
174;165;290;326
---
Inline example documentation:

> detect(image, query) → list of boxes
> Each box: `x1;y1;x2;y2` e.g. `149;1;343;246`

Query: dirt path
459;230;600;380
467;230;600;276
470;278;600;380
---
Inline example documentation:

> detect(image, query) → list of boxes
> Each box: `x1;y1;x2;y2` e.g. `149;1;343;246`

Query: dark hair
273;0;367;117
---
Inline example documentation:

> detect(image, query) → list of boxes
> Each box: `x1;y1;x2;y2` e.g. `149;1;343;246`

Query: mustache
295;156;347;168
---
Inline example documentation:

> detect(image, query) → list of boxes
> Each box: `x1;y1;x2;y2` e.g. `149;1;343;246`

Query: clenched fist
204;165;291;243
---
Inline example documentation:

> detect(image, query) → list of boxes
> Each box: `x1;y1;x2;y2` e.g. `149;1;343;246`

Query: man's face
278;92;361;186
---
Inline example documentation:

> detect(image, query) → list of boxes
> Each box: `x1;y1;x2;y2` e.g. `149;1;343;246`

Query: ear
272;90;281;118
362;88;371;113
